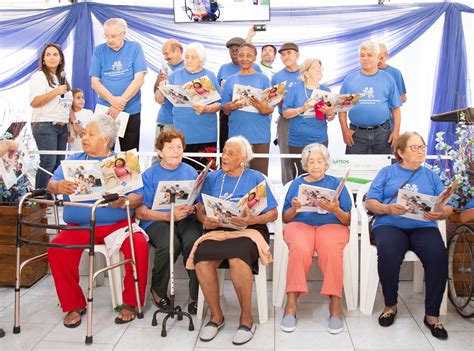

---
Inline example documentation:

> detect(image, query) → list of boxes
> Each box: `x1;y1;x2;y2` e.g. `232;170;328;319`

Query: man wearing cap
217;37;262;151
338;41;401;155
378;43;407;103
153;39;185;136
272;42;301;185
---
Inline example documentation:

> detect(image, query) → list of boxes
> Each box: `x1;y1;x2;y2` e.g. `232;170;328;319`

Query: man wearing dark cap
272;42;301;185
216;37;262;150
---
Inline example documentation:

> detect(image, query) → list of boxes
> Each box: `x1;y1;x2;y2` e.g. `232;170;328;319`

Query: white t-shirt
29;71;73;123
259;63;276;81
68;108;94;151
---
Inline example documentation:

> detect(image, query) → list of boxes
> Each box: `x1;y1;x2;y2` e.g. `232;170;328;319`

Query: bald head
163;39;183;66
378;43;388;69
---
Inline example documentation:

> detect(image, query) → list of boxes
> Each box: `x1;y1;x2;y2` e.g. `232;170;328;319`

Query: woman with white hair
222;43;274;175
188;136;277;345
282;57;335;179
157;42;221;170
46;114;149;327
280;143;351;335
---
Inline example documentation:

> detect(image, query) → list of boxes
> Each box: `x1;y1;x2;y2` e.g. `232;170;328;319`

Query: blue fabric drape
0;2;472;148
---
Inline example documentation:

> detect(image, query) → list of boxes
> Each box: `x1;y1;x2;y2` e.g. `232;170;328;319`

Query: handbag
367;167;421;244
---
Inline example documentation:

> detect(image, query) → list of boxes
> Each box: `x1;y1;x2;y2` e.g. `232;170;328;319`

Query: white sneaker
232;323;256;345
199;318;225;342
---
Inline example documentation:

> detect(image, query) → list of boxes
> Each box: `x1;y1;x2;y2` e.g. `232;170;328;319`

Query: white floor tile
275;330;353;350
344;291;412;319
406;302;474;332
0;294;62;324
0;322;55;350
427;331;474;350
33;341;114;350
397;281;427;304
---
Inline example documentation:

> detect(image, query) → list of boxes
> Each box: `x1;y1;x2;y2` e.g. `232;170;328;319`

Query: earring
240;162;245;167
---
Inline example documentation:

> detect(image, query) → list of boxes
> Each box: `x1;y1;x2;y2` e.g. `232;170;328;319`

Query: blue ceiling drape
0;2;472;152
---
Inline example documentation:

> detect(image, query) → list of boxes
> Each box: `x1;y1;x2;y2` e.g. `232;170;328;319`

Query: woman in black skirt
192;135;277;345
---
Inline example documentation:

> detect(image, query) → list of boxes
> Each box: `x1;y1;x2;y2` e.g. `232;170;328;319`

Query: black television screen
174;0;270;23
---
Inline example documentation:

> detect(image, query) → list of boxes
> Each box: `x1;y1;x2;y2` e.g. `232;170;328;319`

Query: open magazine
0;141;31;189
232;82;286;113
308;89;364;113
62;149;143;202
396;178;458;221
95;104;129;138
160;75;221;107
202;180;268;229
151;159;214;210
296;170;350;214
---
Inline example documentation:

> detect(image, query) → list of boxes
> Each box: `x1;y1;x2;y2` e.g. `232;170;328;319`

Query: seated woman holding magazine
280;143;352;335
222;43;274;175
135;130;203;315
46;114;149;327
365;131;453;340
187;135;277;346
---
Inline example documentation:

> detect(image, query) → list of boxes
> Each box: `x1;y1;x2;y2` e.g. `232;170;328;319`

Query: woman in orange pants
280;143;352;334
46;114;148;328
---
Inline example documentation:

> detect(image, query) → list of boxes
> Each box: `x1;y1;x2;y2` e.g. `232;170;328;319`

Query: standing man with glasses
90;18;147;151
338;41;401;155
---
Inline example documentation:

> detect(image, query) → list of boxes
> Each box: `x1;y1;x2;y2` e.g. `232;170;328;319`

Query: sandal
114;304;136;324
63;308;86;328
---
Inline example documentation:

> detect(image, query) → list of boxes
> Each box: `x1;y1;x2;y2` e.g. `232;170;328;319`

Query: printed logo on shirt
403;183;419;193
363;86;374;99
104;60;131;78
112;61;123;71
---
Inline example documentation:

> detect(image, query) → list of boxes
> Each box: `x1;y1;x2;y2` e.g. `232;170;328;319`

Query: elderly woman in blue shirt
366;131;453;340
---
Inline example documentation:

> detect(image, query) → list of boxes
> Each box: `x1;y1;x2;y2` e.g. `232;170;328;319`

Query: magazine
0;142;31;189
99;149;143;195
237;180;268;215
296;184;336;214
333;169;351;200
396;189;437;221
202;193;245;230
159;75;221;107
61;160;105;202
434;177;459;212
186;159;214;206
152;180;196;210
305;89;364;114
232;82;286;113
94;104;130;138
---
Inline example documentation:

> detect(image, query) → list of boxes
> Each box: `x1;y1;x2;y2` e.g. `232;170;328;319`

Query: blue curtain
0;2;472;148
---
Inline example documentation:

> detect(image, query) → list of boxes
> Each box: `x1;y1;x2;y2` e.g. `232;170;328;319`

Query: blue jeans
32;122;68;189
373;225;448;317
346;120;392;154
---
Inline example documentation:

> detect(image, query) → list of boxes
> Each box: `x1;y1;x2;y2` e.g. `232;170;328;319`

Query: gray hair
301;143;331;172
226;135;253;163
86;114;118;149
359;40;380;56
104;18;127;33
379;43;388;55
185;42;207;65
299;57;322;81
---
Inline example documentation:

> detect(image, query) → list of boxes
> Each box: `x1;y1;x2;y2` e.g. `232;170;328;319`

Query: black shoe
0;328;5;338
151;288;171;310
188;301;198;315
378;310;397;327
424;317;448;340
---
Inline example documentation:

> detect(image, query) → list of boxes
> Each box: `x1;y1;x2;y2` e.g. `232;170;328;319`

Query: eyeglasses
406;145;426;152
103;32;124;40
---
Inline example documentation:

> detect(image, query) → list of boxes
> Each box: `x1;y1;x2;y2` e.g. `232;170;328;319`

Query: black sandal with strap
114;304;136;325
63;308;86;328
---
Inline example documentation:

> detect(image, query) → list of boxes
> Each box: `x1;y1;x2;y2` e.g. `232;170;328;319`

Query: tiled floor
1;276;473;350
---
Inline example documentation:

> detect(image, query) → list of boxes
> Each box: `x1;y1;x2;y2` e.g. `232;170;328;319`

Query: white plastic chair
356;182;448;315
272;180;359;311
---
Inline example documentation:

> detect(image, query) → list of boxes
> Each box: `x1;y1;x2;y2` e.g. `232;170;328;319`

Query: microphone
59;71;66;98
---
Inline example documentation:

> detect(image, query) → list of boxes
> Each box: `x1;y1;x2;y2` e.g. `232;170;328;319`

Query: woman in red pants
46;114;148;328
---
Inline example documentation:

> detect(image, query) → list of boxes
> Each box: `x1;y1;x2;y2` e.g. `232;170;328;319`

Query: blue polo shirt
217;62;262;85
90;40;147;115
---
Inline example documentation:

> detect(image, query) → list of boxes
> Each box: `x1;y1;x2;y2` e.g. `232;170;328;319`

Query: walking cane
151;190;194;336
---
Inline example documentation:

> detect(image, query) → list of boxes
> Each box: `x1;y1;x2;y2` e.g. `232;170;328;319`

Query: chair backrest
356;182;372;248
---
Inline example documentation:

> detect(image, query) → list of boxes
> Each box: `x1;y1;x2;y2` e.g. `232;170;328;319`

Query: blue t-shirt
272;68;301;115
217;62;262;85
52;152;140;226
382;65;407;95
283;175;352;226
89;40;147;115
339;70;401;127
199;169;277;214
464;197;474;210
157;60;185;124
367;163;449;229
169;68;221;145
283;82;331;147
222;72;272;144
137;162;197;230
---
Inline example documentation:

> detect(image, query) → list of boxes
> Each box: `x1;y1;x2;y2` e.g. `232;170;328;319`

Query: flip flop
114;304;136;324
63;308;86;328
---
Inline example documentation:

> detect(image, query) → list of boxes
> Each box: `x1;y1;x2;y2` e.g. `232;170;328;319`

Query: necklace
219;168;245;200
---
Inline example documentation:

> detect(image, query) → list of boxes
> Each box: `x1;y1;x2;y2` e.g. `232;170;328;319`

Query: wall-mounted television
174;0;270;23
